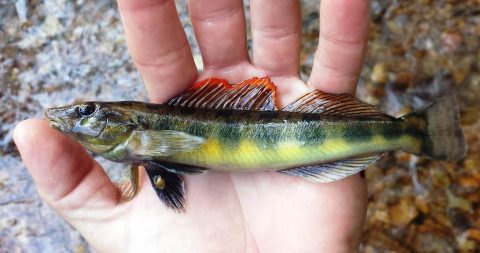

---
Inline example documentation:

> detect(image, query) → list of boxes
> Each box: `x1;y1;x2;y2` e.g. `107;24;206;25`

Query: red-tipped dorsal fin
282;90;393;120
168;77;278;111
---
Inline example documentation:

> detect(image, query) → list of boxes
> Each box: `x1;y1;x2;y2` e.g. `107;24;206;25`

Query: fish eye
78;103;96;116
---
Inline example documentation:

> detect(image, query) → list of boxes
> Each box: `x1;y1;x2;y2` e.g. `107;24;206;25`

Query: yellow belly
166;134;417;171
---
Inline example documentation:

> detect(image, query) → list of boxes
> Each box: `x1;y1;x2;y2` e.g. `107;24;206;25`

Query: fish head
46;102;106;137
45;102;136;153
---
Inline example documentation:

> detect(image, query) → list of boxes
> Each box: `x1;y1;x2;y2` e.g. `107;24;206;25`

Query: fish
45;77;467;211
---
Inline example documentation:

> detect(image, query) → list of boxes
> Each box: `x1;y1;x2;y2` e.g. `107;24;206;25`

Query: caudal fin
404;96;467;161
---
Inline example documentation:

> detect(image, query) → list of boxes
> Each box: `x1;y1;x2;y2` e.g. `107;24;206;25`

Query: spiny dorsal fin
283;90;393;120
168;77;278;111
278;154;382;183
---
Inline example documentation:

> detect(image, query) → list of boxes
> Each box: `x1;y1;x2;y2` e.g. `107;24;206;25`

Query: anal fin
279;154;382;183
144;163;186;212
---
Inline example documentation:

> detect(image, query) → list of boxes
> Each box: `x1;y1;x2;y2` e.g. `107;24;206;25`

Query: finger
118;0;198;103
188;0;249;70
307;0;370;95
14;119;119;210
250;0;301;76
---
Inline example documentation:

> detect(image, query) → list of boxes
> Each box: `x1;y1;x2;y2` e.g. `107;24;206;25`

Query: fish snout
45;107;75;131
45;108;59;120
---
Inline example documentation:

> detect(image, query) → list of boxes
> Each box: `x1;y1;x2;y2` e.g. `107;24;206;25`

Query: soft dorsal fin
283;90;393;120
278;154;382;183
168;77;278;111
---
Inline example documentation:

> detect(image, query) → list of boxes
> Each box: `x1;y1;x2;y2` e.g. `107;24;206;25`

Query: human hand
14;0;370;252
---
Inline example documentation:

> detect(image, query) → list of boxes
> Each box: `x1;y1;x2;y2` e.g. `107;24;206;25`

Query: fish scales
120;103;413;171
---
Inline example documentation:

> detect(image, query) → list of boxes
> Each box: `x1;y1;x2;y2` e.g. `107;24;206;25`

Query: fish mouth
49;121;62;130
47;117;73;132
45;108;73;132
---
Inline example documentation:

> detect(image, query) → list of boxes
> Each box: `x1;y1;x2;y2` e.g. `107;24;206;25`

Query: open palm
15;0;371;252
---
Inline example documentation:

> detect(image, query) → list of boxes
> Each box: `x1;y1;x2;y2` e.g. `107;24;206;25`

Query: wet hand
15;0;370;252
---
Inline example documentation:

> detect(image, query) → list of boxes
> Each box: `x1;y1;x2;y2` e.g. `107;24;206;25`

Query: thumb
14;119;120;213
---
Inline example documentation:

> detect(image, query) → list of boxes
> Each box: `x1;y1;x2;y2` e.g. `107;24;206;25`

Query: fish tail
403;96;467;161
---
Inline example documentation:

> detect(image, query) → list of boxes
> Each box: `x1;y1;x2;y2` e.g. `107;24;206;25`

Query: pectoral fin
127;130;205;157
144;163;186;211
279;154;382;183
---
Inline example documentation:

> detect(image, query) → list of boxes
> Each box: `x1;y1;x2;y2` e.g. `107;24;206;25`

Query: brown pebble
458;177;480;188
373;209;390;223
460;107;480;125
448;208;471;230
389;197;419;226
441;29;464;53
464;158;478;171
371;63;389;84
415;196;430;213
466;229;480;241
393;71;413;89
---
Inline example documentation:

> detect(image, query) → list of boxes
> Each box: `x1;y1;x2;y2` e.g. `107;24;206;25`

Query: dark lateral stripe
185;123;207;137
405;125;426;139
253;127;284;146
299;131;326;145
341;124;374;141
382;124;402;140
218;123;242;149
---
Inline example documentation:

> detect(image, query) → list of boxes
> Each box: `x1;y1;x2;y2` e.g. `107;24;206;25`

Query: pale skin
14;0;370;252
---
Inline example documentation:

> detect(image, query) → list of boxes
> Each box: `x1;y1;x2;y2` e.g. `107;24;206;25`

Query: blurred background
0;0;479;252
